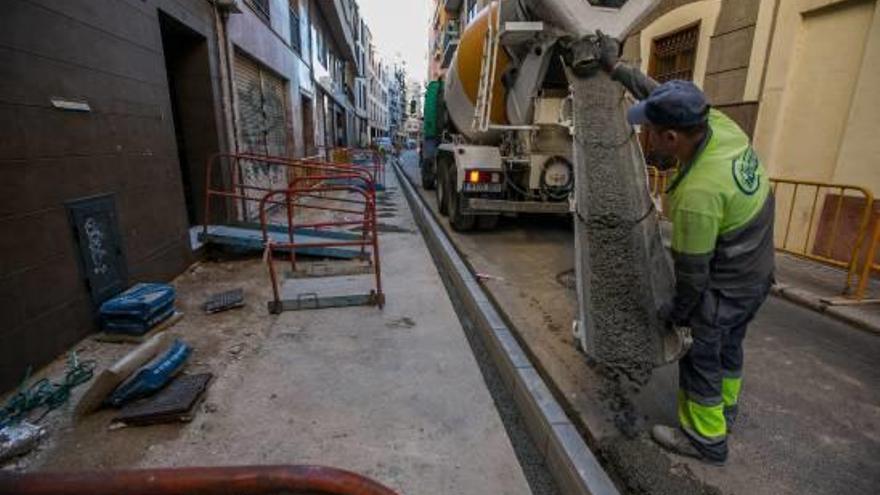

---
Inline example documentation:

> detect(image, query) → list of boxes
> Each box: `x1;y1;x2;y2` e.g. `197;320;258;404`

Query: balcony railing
440;23;460;69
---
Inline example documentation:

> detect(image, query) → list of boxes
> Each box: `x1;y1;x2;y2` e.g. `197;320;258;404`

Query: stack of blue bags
99;283;176;336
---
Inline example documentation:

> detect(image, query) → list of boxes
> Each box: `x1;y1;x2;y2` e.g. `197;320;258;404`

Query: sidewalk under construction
2;170;535;495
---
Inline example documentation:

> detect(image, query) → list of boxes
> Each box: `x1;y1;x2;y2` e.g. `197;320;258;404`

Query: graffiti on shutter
234;53;291;220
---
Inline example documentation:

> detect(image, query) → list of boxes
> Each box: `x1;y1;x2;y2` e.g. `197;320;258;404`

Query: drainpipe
213;1;240;154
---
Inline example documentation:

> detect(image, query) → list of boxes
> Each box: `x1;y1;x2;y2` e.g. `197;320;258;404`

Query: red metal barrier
203;152;377;233
259;177;382;311
0;465;399;495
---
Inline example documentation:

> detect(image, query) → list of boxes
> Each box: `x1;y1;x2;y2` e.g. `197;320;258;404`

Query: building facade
0;0;384;391
388;62;409;146
428;0;491;81
367;38;392;142
404;78;425;141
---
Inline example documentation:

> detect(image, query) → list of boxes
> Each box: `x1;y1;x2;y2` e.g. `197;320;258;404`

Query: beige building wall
754;0;877;187
751;0;878;261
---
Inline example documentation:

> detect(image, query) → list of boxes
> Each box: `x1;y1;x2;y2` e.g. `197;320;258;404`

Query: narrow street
3;1;880;494
400;149;880;495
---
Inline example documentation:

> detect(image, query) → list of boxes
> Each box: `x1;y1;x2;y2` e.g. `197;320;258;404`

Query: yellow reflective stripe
678;391;726;440
722;376;742;408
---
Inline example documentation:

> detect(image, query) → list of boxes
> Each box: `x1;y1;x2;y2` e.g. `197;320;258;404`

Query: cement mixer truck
421;0;657;231
421;0;690;370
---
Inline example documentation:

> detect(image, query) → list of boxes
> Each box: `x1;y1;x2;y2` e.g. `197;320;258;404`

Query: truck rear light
466;170;501;184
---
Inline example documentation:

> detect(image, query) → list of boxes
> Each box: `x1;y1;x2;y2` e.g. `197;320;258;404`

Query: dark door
159;12;220;227
301;94;315;156
66;194;128;306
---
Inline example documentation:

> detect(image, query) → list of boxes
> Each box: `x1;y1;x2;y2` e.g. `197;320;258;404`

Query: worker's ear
658;128;679;146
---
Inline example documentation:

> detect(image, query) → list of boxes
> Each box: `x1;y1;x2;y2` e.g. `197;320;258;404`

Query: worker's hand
595;30;623;73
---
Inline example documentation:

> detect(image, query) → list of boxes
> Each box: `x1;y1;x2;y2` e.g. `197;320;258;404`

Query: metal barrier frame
0;465;399;495
770;178;874;295
646;167;877;300
202;152;376;235
259;178;383;313
853;217;880;303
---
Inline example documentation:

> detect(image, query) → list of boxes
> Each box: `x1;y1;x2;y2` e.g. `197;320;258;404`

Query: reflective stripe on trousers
678;279;772;460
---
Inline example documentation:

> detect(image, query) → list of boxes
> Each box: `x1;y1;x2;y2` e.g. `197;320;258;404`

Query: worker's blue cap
627;80;709;127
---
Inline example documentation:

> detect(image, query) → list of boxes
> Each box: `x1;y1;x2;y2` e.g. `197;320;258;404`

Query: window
249;0;270;23
466;0;479;24
648;24;700;83
289;0;301;55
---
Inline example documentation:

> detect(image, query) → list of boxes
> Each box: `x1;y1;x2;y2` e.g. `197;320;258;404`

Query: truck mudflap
466;198;570;214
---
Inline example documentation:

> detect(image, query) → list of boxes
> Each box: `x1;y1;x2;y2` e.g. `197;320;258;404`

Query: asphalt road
400;149;880;495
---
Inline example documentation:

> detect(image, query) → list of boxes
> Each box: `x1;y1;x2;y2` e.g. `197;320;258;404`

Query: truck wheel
421;159;436;190
436;161;449;215
477;215;499;230
449;177;476;232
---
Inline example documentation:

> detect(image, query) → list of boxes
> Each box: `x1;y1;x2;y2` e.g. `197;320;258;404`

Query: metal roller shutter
234;53;291;220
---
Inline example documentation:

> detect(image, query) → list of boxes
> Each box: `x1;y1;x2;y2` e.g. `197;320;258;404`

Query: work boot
651;425;726;466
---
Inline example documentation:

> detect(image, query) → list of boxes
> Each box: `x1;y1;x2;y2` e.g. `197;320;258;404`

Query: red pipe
0;465;399;495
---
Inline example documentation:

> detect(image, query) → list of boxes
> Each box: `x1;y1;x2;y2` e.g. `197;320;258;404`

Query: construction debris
0;422;46;464
0;352;95;428
105;340;192;408
203;288;245;314
94;312;183;344
99;283;177;337
113;373;212;427
76;334;171;417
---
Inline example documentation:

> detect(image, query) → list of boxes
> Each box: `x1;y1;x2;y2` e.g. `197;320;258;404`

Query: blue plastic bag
106;339;191;407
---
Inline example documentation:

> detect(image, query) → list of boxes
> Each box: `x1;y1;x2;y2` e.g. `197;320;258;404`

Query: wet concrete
401;149;880;495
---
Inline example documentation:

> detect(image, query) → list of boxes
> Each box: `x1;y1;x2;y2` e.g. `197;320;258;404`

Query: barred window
289;0;301;55
249;0;270;23
649;23;699;83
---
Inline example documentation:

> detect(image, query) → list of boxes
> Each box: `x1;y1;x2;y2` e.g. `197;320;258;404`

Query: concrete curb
771;285;880;335
392;160;620;495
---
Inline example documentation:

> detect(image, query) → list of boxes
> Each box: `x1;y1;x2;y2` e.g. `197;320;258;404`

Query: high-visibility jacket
665;109;775;324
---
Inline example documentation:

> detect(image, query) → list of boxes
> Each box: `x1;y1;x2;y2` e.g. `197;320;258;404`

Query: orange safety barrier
853;217;880;302
770;178;874;294
0;465;399;495
203;152;376;230
644;168;876;298
330;147;386;187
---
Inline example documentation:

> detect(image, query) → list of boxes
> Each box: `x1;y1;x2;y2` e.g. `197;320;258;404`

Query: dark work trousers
677;278;772;462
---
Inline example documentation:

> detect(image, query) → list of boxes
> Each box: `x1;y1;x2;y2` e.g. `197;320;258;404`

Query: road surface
400;149;880;495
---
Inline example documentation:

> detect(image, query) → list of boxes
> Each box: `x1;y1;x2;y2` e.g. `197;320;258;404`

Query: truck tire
448;173;476;232
421;158;436;190
477;214;499;230
436;159;449;215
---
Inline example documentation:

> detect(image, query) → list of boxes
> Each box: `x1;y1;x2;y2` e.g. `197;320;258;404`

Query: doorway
301;94;315;157
159;12;220;227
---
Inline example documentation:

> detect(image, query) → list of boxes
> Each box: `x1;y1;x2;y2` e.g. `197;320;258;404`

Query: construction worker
596;33;775;465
